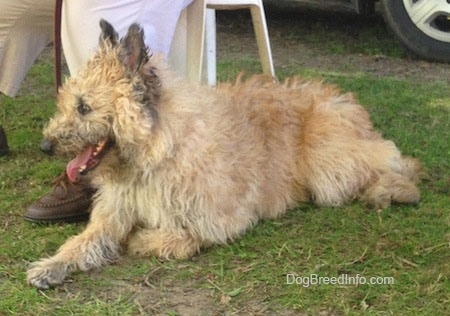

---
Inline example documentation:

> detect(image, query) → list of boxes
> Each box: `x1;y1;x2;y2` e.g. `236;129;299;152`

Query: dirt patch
73;260;301;315
216;7;450;83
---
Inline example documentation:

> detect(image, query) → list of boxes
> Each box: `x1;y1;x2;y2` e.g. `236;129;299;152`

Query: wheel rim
403;0;450;43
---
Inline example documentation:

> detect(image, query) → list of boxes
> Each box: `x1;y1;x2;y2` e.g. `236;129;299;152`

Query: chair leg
204;9;217;86
168;10;188;79
249;5;275;79
186;0;207;83
168;0;206;83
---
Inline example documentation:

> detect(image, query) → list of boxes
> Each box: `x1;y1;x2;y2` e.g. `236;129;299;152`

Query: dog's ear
118;23;149;73
99;19;119;47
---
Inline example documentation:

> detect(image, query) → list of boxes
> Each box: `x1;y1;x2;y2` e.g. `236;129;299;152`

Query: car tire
380;0;450;63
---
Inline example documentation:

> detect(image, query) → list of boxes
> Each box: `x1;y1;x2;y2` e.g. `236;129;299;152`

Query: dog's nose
39;139;54;155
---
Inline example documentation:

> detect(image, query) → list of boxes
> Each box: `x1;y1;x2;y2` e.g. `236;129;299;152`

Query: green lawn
1;12;449;316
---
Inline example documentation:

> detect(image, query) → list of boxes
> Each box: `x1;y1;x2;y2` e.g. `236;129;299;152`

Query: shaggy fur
27;20;421;289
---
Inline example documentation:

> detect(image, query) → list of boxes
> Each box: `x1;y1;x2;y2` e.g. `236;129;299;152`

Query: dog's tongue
66;146;94;182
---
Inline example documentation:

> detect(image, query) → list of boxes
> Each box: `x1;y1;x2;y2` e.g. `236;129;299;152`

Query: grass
1;10;449;316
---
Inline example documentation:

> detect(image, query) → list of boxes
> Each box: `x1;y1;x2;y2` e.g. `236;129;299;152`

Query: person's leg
0;0;53;158
61;0;193;74
0;0;54;97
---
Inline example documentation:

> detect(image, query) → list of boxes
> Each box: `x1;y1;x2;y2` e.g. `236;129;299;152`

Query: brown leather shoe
0;125;9;157
24;174;95;223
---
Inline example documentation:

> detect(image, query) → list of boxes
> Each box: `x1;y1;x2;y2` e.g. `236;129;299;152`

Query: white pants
0;0;193;97
0;0;54;97
61;0;193;75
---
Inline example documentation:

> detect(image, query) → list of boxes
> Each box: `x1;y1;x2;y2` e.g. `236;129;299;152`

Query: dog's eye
77;99;91;115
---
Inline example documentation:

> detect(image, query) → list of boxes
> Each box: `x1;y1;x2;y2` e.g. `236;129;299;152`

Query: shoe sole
23;213;90;224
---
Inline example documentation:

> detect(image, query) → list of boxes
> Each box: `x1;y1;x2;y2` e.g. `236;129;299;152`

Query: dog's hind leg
27;212;127;289
360;172;420;210
360;153;422;209
127;228;201;260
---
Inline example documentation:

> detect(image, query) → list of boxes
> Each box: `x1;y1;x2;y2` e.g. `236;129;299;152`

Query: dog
27;20;421;289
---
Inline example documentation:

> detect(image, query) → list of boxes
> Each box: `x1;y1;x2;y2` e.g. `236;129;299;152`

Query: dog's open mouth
66;140;112;182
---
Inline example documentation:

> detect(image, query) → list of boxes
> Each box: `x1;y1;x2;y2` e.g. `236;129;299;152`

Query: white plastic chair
168;0;276;85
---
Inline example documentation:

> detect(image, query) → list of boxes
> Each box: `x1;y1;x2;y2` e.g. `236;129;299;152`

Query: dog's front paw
27;258;71;290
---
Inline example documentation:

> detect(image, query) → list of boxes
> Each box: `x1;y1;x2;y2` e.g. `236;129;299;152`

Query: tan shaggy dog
27;20;421;289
